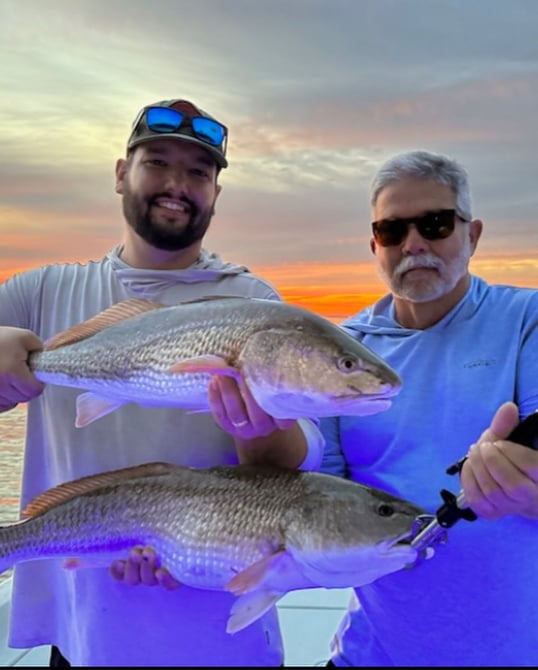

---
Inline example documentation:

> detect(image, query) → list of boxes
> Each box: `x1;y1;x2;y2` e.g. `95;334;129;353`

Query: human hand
109;546;181;590
208;375;295;439
0;327;45;411
461;402;538;520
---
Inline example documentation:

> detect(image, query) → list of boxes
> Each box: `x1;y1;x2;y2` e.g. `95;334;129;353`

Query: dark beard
121;187;214;251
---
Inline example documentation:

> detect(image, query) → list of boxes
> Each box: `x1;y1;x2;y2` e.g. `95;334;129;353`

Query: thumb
485;401;520;442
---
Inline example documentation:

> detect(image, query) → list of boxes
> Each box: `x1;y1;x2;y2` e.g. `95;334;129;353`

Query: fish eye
336;355;360;372
377;503;395;517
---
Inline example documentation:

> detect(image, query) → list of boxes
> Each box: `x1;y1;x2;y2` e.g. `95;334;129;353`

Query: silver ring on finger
232;418;249;429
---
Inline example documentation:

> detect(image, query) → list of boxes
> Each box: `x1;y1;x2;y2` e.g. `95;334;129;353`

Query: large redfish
1;462;424;634
27;296;402;427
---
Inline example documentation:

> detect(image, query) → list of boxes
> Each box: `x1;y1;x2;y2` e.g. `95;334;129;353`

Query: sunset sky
2;0;537;321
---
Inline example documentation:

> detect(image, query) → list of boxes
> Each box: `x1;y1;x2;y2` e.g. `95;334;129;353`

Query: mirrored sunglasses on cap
129;105;228;166
371;209;467;247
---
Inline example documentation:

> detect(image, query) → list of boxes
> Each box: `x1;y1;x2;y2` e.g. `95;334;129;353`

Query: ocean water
0;404;26;584
0;404;26;525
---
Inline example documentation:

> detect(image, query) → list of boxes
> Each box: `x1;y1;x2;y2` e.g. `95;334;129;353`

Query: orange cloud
2;254;536;324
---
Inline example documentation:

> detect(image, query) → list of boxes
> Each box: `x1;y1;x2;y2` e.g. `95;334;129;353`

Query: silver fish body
28;297;402;427
1;462;423;633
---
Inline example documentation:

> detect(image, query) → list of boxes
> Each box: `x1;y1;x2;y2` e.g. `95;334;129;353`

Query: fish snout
378;378;402;398
367;362;402;394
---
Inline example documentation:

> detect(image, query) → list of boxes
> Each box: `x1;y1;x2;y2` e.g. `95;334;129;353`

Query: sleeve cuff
296;418;325;471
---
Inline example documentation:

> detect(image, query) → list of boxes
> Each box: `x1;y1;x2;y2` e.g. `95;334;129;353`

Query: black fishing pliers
406;411;538;564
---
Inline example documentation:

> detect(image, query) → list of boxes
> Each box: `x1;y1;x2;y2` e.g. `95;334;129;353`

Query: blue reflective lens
191;117;226;146
146;107;184;132
145;107;225;147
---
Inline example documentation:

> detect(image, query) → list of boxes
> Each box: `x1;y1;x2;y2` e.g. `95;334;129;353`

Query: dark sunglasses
144;106;227;151
371;209;466;247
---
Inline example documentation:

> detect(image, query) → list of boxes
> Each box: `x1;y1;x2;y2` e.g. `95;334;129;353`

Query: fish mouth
378;515;436;553
381;530;416;551
346;381;402;401
339;391;395;402
333;396;394;418
393;514;437;547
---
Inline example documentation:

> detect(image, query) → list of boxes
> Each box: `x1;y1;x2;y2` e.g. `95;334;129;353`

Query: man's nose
164;166;189;190
401;223;429;253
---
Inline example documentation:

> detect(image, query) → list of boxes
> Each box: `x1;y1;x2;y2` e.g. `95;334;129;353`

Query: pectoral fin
224;551;288;633
168;355;240;379
76;392;127;427
226;590;283;634
225;550;287;595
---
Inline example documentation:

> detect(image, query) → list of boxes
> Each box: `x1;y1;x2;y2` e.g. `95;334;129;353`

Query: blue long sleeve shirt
320;275;538;666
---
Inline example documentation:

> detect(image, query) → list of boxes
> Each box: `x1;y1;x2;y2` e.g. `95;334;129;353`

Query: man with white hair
320;149;538;667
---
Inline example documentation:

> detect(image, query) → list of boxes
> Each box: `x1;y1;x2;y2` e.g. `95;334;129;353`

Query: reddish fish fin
44;298;166;350
226;590;283;634
20;462;178;519
168;355;240;378
225;549;287;595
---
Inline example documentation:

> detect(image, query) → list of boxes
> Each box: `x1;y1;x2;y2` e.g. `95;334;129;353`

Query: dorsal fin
174;295;250;305
44;298;166;350
21;461;177;518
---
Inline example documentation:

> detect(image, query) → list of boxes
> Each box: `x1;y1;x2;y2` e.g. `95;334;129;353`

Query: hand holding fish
109;546;181;591
461;402;538;520
0;327;45;411
208;375;295;438
208;375;307;468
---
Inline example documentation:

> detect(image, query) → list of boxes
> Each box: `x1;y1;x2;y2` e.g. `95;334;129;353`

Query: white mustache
394;254;443;277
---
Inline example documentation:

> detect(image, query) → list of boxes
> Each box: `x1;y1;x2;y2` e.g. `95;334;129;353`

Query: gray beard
379;237;472;303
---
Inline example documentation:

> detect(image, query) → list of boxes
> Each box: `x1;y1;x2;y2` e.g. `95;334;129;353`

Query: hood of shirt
107;245;250;294
341;275;487;338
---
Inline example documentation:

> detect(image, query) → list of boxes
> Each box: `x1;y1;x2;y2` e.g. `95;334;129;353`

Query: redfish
1;462;423;633
28;296;402;427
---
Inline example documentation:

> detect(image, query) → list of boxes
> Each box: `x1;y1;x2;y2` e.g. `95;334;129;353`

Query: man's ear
115;158;128;195
207;184;222;218
469;218;483;255
369;237;377;255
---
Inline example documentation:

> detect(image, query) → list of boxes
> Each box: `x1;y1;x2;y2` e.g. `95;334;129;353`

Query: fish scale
3;471;282;585
27;296;402;427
